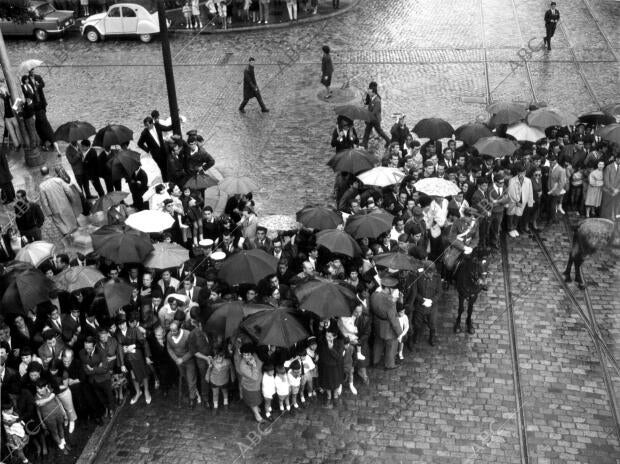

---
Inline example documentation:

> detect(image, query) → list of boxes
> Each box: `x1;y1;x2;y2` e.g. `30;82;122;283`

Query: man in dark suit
178;279;201;303
361;81;390;149
98;146;120;193
0;226;15;263
138;116;169;182
543;2;560;51
79;336;114;416
80;140;105;197
61;308;82;349
246;226;273;253
66;141;90;197
238;57;269;114
369;286;401;369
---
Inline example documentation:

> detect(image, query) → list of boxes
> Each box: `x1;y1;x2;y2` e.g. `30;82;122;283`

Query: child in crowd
287;360;303;408
261;364;276;419
35;379;69;454
274;364;290;411
18;347;42;378
342;337;357;395
49;360;77;434
300;347;316;400
206;349;235;414
397;306;409;360
182;2;192;28
1;401;29;464
219;1;228;29
304;336;319;396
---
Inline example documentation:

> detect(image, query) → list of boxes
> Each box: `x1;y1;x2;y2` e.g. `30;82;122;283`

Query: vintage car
80;3;165;43
0;1;75;41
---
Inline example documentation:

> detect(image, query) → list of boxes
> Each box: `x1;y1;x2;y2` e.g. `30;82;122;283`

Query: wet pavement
2;0;620;462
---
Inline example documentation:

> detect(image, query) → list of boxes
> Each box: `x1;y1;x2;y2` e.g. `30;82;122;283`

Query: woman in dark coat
116;313;152;405
330;116;358;153
321;45;334;97
316;329;344;408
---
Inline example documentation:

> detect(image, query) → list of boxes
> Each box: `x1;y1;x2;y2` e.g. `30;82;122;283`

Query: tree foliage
0;0;36;24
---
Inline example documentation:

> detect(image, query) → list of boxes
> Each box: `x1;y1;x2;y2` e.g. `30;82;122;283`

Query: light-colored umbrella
15;241;55;267
18;59;44;76
599;124;620;145
357;167;405;187
486;101;527;116
218;176;258;195
53;267;105;293
526;108;578;128
125;210;174;233
506;123;546;142
414;178;461;197
474;136;518;158
143;242;190;269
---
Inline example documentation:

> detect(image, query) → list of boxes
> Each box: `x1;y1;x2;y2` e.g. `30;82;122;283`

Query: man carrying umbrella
361;82;390;149
80;140;105;198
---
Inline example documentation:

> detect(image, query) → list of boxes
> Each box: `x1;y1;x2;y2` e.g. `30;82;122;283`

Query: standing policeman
543;2;560;51
410;261;442;347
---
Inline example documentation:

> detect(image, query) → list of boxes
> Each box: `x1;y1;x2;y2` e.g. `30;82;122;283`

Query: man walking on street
361;82;390;149
239;57;269;114
543;2;560;51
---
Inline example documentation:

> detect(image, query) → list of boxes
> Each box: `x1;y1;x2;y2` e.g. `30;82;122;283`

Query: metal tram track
499;235;530;464
531;227;620;443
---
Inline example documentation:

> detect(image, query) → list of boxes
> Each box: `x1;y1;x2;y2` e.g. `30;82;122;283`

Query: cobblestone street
3;0;620;462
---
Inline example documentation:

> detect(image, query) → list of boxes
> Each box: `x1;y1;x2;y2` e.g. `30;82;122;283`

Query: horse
563;218;615;289
451;251;488;334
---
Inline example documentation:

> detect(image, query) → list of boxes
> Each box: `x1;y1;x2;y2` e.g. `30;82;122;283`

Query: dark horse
451;251;488;334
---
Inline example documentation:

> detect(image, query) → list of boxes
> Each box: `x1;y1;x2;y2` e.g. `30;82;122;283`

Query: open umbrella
53;267;105;293
327;148;376;174
454;123;493;146
486;101;527;116
94;124;133;147
357;166;405;187
125;210;175;233
143;242;190;269
218;176;258;195
601;103;620;117
203;185;229;216
91;191;129;213
240;307;308;348
316;229;362;258
296;205;343;230
506;123;546;142
333;105;374;122
412;118;454;139
91;225;154;263
53;121;96;143
344;211;394;239
526;108;577;128
293;279;355;319
0;269;54;315
184;173;218;190
108;150;141;181
15;241;55;267
205;301;273;338
373;252;419;271
488;109;524;127
102;280;133;315
218;249;279;285
600;124;620;145
17;59;44;76
578;111;616;126
474;136;518;158
414;177;461;197
597;123;619;138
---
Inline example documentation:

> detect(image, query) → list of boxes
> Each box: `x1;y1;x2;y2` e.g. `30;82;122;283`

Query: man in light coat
506;163;534;237
547;154;567;223
38;166;81;236
600;157;620;221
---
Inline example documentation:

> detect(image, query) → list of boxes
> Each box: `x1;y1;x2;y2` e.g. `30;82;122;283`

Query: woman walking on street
321;46;334;98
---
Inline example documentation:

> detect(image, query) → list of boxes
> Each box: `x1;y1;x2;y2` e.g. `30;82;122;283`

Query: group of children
183;0;232;30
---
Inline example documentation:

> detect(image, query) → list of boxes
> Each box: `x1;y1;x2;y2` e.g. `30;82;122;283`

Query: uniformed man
409;261;442;346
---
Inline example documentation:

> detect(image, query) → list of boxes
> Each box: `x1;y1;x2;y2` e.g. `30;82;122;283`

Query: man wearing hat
408;260;441;346
239;57;269;114
488;172;509;249
369;285;401;370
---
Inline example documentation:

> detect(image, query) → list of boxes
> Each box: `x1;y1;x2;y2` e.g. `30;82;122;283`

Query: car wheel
85;28;100;43
34;29;48;42
139;33;152;43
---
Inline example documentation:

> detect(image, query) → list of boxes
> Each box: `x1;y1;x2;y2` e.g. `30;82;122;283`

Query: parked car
80;3;166;43
0;1;75;41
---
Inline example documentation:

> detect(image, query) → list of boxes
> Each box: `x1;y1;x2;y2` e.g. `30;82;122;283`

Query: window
122;7;137;17
108;7;121;17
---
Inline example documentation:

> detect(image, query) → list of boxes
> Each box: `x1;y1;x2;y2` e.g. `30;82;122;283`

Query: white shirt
149;126;160;146
262;373;276;397
275;374;290;396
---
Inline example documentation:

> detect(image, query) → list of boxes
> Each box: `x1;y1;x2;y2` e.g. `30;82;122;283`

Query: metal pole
0;27;41;167
156;0;181;135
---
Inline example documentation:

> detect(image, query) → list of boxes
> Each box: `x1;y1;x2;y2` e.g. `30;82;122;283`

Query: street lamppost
156;0;181;136
0;27;42;167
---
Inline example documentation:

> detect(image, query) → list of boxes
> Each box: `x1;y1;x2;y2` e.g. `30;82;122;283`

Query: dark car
0;1;75;41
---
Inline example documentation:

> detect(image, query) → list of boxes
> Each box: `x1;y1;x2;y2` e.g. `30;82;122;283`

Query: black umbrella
413;118;454;139
0;268;55;315
107;150;141;180
94;124;133;147
91;225;154;263
327;148;377;174
293;278;356;319
54;121;96;143
333;105;374;122
184;173;218;190
455;123;493;146
296;205;343;230
577;111;616;126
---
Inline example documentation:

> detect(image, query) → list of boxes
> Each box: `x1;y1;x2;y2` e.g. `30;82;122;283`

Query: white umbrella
506;123;546;142
125;210;174;233
414;178;461;197
357;167;405;187
17;59;44;76
15;241;55;267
